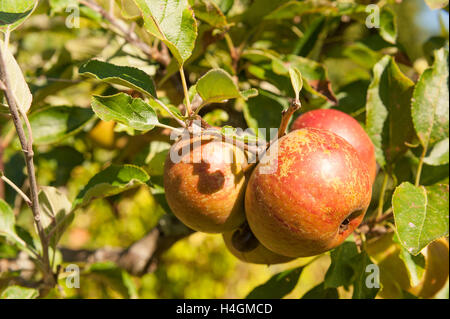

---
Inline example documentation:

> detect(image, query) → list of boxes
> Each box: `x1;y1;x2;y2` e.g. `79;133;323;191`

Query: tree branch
278;100;301;139
0;173;32;206
0;45;54;289
1;215;194;277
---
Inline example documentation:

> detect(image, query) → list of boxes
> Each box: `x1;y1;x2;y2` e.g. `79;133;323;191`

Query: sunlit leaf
196;69;257;105
133;0;197;65
0;0;37;32
379;7;397;44
366;56;415;168
91;93;158;132
79;60;156;97
412;48;449;164
74;164;150;208
288;66;303;101
85;262;138;298
38;186;73;247
0;40;32;113
193;0;229;29
423;138;449;166
0;285;38;299
392;182;449;255
0;199;35;256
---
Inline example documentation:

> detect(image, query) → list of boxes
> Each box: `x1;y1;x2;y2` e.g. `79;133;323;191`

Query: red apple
291;109;377;183
245;128;372;257
164;133;248;233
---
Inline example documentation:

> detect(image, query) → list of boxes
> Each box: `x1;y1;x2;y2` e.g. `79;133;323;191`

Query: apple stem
277;99;301;139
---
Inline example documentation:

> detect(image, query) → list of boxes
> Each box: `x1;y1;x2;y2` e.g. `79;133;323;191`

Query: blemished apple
164;133;248;233
245;128;372;257
291;109;377;183
222;223;294;265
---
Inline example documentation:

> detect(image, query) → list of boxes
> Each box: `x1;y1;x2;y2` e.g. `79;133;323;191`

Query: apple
164;133;248;233
245;128;372;257
88;120;116;149
222;223;294;265
291;109;377;183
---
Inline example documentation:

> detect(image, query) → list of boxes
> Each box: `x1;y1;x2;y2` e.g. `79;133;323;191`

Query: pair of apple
163;109;375;264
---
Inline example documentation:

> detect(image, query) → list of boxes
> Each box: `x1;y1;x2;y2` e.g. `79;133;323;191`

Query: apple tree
0;0;448;299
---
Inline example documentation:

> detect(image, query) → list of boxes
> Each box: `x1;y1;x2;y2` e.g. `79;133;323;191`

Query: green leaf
114;0;141;20
135;141;171;176
242;89;285;141
38;186;73;247
288;66;303;101
49;0;78;15
246;266;304;299
79;60;156;97
379;7;397;44
398;245;426;287
14;225;36;251
85;262;138;298
242;50;337;104
343;43;382;70
366;56;415;168
193;0;229;29
203;109;229;126
292;16;326;57
302;283;339;299
219;126;261;144
91;93;158;132
263;1;315;20
324;241;359;289
0;199;15;240
411;48;449;154
133;0;198;65
392;182;449;255
242;0;290;26
29;106;94;145
288;55;337;104
0;240;18;258
351;252;380;299
196;69;257;105
196;69;238;103
424;0;449;9
0;199;35;255
74;164;150;208
0;40;33;114
212;0;234;14
240;88;259;100
0;285;39;299
424;138;449;166
0;0;37;32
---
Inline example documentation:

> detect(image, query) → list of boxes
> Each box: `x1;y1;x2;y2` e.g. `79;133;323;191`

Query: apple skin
164;133;248;233
222;231;294;265
291;109;377;183
245;128;372;257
